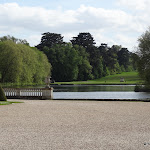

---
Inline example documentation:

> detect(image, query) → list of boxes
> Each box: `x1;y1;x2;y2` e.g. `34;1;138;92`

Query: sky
0;0;150;51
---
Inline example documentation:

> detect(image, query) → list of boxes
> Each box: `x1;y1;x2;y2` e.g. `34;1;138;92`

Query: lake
51;85;150;100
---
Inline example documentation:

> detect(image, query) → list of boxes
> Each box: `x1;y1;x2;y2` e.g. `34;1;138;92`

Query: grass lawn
0;101;23;105
54;72;143;85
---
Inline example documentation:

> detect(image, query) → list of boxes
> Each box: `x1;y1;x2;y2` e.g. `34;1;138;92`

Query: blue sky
0;0;150;51
1;0;116;9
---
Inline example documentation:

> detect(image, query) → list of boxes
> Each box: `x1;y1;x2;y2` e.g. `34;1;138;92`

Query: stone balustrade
3;88;53;100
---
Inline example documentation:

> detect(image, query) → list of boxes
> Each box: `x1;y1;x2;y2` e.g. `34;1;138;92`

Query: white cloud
117;0;150;12
0;2;149;51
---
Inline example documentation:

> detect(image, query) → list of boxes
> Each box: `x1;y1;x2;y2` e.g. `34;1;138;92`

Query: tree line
36;32;137;82
0;36;51;84
0;32;139;84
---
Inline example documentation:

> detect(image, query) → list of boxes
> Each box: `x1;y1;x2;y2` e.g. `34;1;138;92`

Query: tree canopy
36;32;64;51
0;32;137;84
42;43;92;81
137;27;150;87
0;40;51;84
71;32;95;48
35;32;137;82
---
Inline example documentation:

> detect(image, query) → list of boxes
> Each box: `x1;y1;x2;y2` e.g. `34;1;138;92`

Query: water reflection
54;92;150;100
51;85;150;100
51;85;135;92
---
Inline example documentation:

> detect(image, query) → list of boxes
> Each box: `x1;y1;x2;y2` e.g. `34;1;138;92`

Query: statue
45;76;51;88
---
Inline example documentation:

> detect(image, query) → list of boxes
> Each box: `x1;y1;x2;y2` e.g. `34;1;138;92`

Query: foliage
0;35;29;46
71;32;95;48
71;33;104;79
0;85;7;101
43;43;79;81
0;41;51;84
117;48;130;70
36;32;64;50
74;45;93;80
137;27;150;86
42;43;93;81
35;32;137;82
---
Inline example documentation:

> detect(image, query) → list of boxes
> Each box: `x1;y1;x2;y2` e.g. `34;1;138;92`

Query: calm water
52;85;135;92
51;85;150;100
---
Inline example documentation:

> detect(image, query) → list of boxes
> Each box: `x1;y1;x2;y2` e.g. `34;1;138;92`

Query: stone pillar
42;87;53;100
16;88;20;98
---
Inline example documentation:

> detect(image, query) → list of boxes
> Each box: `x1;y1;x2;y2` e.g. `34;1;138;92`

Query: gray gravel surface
0;100;150;150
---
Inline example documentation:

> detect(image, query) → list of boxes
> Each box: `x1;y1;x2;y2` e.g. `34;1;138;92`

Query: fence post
42;87;53;100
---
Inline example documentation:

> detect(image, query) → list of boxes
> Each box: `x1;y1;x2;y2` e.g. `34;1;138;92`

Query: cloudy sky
0;0;150;51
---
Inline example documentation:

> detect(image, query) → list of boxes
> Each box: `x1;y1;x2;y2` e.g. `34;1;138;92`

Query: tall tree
74;45;93;80
137;27;150;87
71;32;95;49
43;43;79;81
98;44;121;75
117;48;130;70
71;33;104;78
36;32;64;51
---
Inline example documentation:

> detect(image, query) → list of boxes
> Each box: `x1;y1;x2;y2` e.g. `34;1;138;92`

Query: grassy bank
1;82;45;88
54;72;143;85
0;101;23;105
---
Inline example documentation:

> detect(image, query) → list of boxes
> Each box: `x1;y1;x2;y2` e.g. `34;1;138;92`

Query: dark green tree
98;44;121;75
71;32;96;49
71;33;104;79
36;32;64;51
89;46;104;78
43;43;79;81
74;45;93;80
117;48;130;71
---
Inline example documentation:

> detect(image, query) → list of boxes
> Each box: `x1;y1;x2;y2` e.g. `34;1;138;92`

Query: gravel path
0;100;150;150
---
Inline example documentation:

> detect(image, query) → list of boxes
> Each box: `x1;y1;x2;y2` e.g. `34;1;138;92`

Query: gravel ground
0;100;150;150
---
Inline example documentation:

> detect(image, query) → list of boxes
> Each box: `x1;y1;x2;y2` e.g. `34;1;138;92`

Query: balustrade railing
3;88;53;100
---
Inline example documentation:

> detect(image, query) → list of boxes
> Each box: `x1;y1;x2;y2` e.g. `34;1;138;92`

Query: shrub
0;85;7;101
134;84;150;92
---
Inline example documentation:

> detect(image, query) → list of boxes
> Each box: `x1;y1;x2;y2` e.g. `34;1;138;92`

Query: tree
71;32;96;49
0;40;51;84
43;43;93;81
98;44;121;75
71;33;104;79
89;46;104;78
137;27;150;87
0;35;29;46
43;43;79;81
74;45;93;80
36;32;64;51
117;48;130;71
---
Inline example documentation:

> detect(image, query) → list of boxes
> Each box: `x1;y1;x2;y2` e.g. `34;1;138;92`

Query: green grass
0;101;24;105
54;72;143;85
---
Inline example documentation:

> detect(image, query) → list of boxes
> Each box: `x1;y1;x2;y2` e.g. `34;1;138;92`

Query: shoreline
6;98;150;102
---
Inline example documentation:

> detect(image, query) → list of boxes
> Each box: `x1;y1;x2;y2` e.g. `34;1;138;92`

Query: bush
134;84;150;92
0;85;7;101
